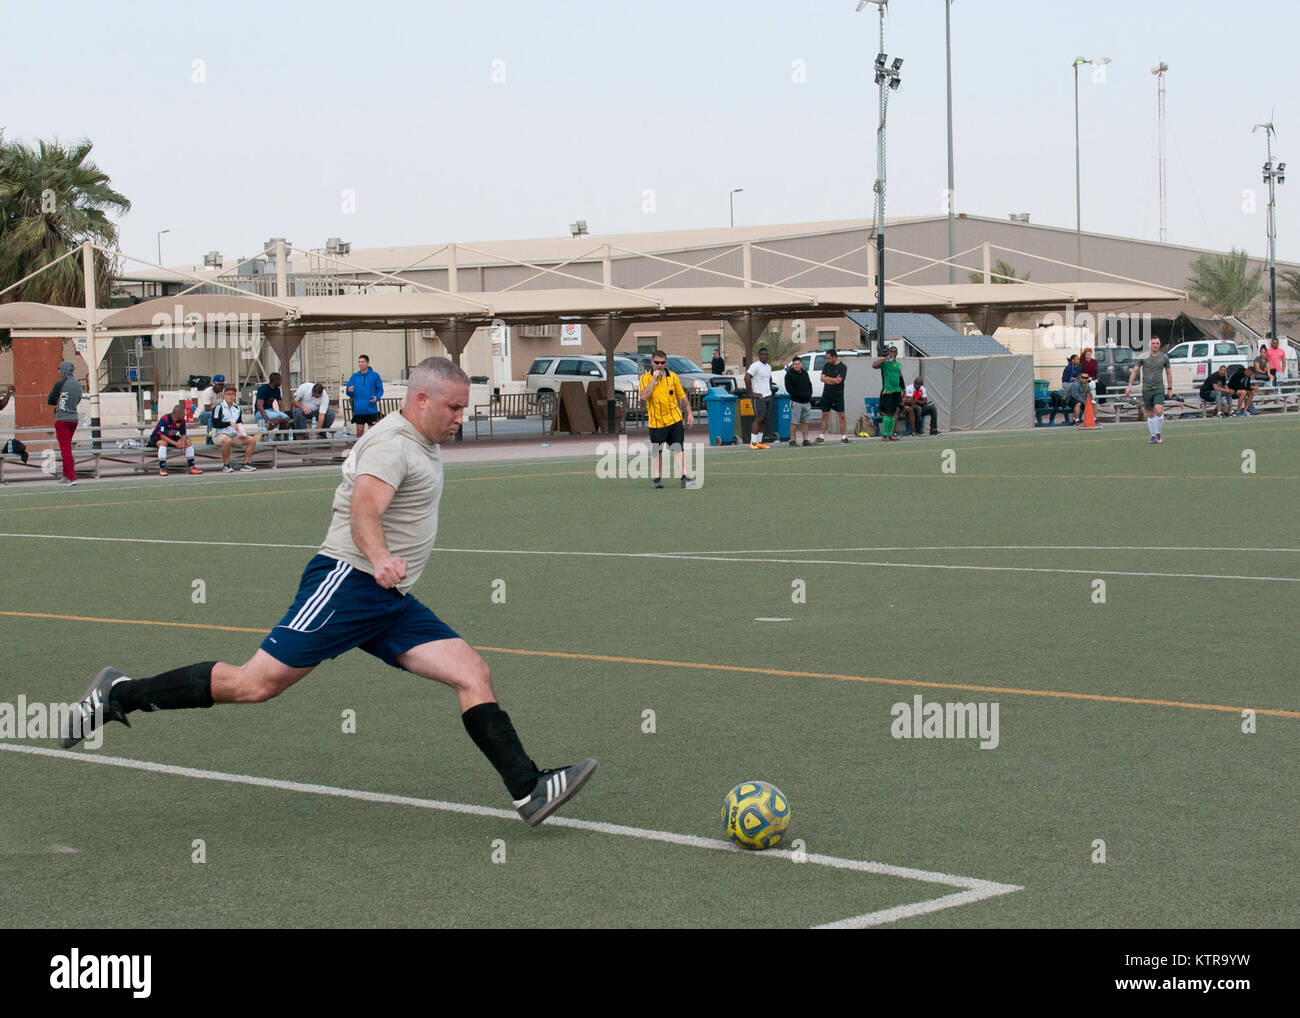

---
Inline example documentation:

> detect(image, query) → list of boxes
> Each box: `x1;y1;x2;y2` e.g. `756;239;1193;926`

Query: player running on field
1124;337;1175;444
58;357;596;827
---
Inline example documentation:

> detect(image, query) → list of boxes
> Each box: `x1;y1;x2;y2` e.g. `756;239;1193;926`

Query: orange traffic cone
1080;391;1101;430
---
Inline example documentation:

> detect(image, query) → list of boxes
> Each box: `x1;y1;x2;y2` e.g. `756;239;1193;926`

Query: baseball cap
213;374;225;383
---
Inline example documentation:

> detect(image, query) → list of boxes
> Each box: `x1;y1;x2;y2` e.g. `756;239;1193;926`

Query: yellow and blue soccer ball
721;781;791;850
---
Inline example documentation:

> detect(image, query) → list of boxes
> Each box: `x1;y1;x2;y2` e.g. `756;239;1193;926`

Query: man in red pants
48;360;83;485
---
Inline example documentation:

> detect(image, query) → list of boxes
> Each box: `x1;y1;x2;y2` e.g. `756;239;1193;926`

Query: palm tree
0;136;130;308
967;260;1029;333
1185;249;1263;317
967;259;1029;285
1279;269;1300;313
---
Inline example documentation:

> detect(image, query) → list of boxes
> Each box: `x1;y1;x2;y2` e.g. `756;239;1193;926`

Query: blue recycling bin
705;388;738;445
774;392;791;442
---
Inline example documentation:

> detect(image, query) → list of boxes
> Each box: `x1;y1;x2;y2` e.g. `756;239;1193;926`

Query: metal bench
470;392;545;439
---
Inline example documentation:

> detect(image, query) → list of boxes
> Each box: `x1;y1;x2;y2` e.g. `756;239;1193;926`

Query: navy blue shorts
260;555;460;669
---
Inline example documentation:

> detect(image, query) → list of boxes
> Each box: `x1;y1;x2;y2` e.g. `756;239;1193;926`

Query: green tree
967;259;1029;285
0;135;130;310
965;261;1030;333
749;320;801;366
1185;249;1263;317
1279;268;1300;312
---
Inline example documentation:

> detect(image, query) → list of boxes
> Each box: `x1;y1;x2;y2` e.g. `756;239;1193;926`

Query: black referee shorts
879;391;901;416
649;420;685;449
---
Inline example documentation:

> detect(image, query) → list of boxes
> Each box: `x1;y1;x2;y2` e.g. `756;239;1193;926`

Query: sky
3;0;1296;268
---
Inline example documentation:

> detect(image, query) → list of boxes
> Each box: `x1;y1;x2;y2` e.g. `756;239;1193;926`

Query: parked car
771;349;872;406
1163;339;1250;388
627;354;737;395
525;355;640;419
1088;345;1138;394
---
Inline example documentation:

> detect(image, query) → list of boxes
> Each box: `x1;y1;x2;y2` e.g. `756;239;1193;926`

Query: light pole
729;187;743;228
156;228;171;266
1073;56;1110;271
945;0;958;331
858;0;901;353
1254;121;1285;342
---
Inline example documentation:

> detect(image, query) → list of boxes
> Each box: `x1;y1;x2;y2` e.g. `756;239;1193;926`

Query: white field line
2;532;1298;583
667;545;1300;555
0;742;1021;928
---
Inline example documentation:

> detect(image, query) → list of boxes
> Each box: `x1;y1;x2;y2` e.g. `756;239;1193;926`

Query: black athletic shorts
822;391;845;413
352;413;380;425
649;420;685;448
879;391;901;415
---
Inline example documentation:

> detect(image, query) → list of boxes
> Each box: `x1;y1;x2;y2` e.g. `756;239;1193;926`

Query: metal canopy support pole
81;241;101;447
588;314;631;433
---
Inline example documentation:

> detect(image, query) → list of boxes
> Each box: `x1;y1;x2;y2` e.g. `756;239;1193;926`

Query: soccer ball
721;781;791;850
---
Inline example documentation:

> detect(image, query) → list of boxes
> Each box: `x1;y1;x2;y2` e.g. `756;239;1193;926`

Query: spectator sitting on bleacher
149;403;202;476
1250;352;1274;393
292;382;335;437
1;386;28;466
255;372;292;435
897;379;921;436
1061;354;1081;388
197;375;226;427
1199;365;1233;417
1227;365;1258;416
1066;372;1092;424
211;387;259;472
907;379;941;436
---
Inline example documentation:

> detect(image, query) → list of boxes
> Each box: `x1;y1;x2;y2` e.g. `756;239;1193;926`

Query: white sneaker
221;465;234;473
240;464;257;472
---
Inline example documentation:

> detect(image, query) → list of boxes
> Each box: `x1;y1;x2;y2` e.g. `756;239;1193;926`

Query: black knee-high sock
461;703;540;800
114;662;216;714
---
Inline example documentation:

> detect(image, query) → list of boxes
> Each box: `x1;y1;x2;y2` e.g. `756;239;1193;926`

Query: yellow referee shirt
640;371;686;429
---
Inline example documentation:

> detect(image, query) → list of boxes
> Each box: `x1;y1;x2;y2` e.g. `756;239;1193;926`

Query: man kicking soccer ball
1124;337;1175;444
58;357;595;827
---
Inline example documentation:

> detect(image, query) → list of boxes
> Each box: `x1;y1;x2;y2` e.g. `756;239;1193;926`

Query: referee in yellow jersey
638;350;696;489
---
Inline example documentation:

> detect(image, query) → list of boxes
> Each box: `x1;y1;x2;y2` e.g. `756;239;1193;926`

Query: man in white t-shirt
197;375;226;426
292;382;336;436
743;347;774;450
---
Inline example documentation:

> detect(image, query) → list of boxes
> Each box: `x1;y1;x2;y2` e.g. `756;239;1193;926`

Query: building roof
845;311;1009;356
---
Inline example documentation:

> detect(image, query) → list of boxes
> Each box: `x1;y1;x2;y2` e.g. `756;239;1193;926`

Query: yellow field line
2;610;1293;719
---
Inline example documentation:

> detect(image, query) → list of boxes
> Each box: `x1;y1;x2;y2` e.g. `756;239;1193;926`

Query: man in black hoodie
48;360;83;485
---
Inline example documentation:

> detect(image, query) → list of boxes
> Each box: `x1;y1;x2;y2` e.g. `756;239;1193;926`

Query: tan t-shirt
319;412;442;595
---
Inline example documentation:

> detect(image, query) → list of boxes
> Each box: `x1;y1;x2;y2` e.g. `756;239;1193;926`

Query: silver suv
526;355;640;418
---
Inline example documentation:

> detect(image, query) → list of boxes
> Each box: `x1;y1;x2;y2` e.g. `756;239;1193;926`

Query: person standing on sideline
816;349;850;443
57;357;596;828
1124;337;1175;443
346;354;384;436
1264;337;1287;385
871;345;903;442
48;360;82;484
783;356;814;446
638;349;695;488
710;349;726;375
744;348;774;450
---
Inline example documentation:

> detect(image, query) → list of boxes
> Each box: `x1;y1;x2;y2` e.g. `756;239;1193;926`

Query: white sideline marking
669;545;1300;555
2;533;1295;584
0;742;1022;927
754;617;794;622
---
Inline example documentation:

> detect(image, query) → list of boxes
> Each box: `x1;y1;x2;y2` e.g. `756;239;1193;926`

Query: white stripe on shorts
289;559;353;632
